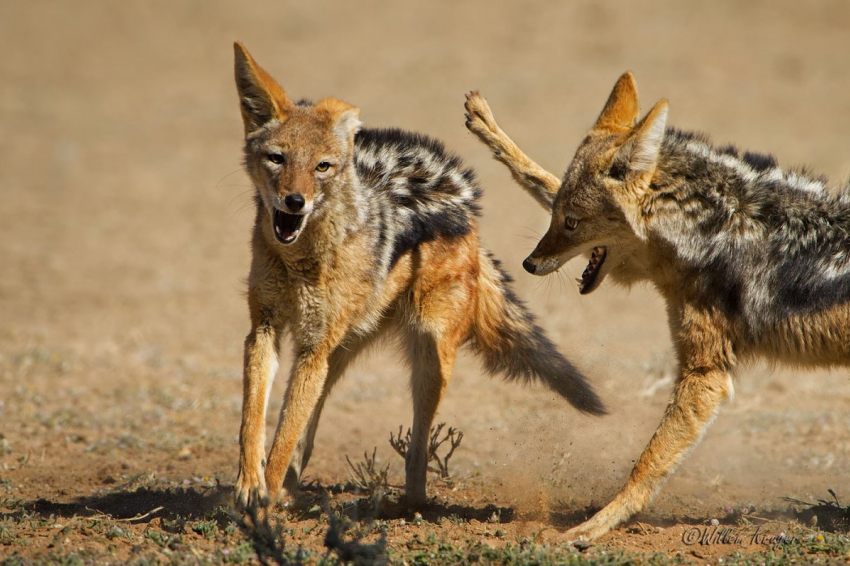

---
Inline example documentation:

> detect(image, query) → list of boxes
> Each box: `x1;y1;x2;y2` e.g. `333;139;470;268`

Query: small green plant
0;516;18;545
104;526;128;540
191;519;218;539
144;527;182;550
0;434;11;456
389;422;463;479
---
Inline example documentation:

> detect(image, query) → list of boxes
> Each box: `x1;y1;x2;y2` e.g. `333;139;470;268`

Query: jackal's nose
284;193;306;212
522;258;536;274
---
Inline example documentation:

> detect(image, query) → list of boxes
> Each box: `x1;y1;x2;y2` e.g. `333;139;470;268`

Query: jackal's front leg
264;347;332;503
282;328;387;493
464;91;560;211
235;324;281;509
566;366;732;541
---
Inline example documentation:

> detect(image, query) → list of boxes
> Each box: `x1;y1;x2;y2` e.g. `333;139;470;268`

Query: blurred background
2;1;850;517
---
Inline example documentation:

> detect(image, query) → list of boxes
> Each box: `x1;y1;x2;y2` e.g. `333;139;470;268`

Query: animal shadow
15;485;230;523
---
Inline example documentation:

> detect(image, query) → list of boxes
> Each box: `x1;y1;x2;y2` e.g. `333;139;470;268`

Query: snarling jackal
466;73;850;540
231;43;604;510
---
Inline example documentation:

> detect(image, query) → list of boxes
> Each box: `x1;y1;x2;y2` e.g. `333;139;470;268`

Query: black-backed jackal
465;73;850;540
231;43;605;510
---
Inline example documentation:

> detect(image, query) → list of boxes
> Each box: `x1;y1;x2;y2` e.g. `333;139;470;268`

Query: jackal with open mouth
231;43;605;511
466;73;850;540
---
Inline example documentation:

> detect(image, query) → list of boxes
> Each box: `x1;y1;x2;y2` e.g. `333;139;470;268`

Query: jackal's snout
521;253;563;277
284;193;306;212
269;189;312;244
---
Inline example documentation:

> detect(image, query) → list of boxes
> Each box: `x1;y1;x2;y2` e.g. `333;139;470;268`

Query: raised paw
464;91;501;143
234;466;270;510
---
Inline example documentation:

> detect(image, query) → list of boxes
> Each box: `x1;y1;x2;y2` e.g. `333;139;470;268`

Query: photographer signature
682;525;799;548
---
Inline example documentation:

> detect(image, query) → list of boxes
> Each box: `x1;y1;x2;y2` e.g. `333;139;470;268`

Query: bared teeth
578;247;608;292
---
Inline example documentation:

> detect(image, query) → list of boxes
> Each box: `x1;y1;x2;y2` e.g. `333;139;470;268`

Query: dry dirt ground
3;2;850;564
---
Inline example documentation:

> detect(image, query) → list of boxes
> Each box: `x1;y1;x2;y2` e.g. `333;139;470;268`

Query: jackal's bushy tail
471;252;606;415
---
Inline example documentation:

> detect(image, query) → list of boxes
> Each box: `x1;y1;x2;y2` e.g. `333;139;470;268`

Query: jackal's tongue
273;209;304;243
578;247;607;294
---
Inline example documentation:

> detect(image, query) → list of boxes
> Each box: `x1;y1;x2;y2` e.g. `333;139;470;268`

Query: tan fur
237;199;485;507
463;91;561;210
464;81;850;541
594;71;640;133
233;44;604;510
233;44;292;134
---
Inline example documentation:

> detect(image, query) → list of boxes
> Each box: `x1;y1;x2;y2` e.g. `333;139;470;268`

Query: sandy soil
3;1;850;563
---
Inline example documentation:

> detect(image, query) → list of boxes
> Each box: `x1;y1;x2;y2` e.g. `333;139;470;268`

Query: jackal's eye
267;153;285;165
315;161;331;172
564;217;579;231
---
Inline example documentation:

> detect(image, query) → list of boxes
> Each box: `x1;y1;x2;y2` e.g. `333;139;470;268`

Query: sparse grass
716;526;850;566
396;536;685;565
0;435;11;457
0;516;19;546
388;528;850;565
4;407;850;566
4;488;850;566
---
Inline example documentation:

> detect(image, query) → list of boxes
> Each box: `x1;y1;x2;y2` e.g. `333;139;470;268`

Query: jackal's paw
234;467;269;510
564;519;612;543
464;91;500;143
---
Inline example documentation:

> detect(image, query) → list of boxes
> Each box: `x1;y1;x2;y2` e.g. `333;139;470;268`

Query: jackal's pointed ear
627;99;668;173
233;42;292;134
594;72;640;133
316;97;361;144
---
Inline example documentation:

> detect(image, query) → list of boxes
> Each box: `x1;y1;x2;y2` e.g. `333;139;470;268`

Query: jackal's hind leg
464;91;560;210
404;333;461;506
403;276;475;506
566;367;732;541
